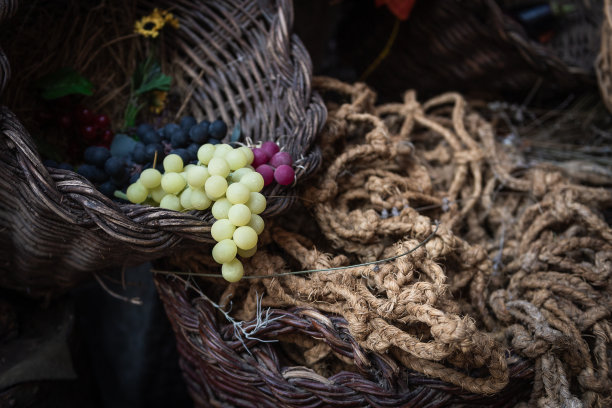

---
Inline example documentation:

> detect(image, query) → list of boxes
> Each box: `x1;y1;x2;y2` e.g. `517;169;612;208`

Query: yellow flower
149;90;168;114
134;9;179;38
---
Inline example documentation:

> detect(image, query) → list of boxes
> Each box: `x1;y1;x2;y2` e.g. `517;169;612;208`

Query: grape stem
178;276;280;356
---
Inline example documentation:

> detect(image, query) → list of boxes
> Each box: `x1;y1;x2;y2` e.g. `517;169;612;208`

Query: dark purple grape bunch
252;141;295;186
74;116;229;198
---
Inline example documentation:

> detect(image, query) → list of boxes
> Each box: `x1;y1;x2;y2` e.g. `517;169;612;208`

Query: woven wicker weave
345;0;600;100
155;275;534;408
0;0;325;296
597;0;612;112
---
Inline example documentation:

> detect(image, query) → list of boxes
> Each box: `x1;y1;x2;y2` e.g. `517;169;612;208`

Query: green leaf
132;58;171;96
36;68;94;100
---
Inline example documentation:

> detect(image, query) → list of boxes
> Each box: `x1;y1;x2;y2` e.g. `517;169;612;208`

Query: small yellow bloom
149;90;168;114
134;8;179;38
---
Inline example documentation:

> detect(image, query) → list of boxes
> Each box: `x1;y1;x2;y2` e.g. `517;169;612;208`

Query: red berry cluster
60;107;114;147
252;141;295;186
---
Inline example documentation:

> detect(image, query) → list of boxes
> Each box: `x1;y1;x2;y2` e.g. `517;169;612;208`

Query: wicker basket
155;275;534;408
341;0;602;100
0;0;325;296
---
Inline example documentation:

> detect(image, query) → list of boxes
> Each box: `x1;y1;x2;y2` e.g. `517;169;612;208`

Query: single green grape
228;204;251;226
151;185;166;203
205;175;228;199
211;219;236;242
159;194;182;211
184;164;196;172
126;182;149;204
248;214;265;235
140;168;162;189
161;172;186;195
240;172;264;192
246;192;266;215
238;146;254;165
233;226;258;250
208;157;230;178
237;246;257;258
187;166;210;188
225;149;247;171
222;258;244;282
163;154;184;173
180;187;193;210
212;239;237;264
213;144;233;158
197;144;216;165
190;188;212;210
211;198;232;219
230;167;253;183
226;182;251;205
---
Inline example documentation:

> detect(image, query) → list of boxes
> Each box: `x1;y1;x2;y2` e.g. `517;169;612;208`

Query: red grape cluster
252;141;295;186
60;107;114;148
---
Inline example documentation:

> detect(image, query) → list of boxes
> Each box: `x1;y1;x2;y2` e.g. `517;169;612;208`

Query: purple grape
132;142;148;164
163;123;180;139
84;146;111;167
252;148;269;168
104;156;126;178
137;123;154;137
141;129;161;145
269;151;292;168
273;165;295;186
180;116;197;131
208;119;227;139
98;181;117;198
256;164;275;187
170;129;189;148
261;141;280;159
189;123;209;144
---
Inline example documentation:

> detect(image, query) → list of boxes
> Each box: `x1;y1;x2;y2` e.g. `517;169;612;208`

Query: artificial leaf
132;58;171;96
36;68;94;100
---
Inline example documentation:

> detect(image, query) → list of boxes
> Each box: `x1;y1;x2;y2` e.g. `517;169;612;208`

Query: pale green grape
190;188;212;210
248;214;265;235
237;246;257;258
187;166;210;188
184;164;196;172
126;182;148;204
180;171;187;183
226;183;250;205
211;219;236;242
238;146;254;165
222;258;244;282
163;154;184;173
197;144;216;165
208;157;230;178
205;175;228;199
151;186;166;203
212;239;237;264
225;149;247;171
246;192;266;215
228;204;251;226
213;144;233;158
230;167;253;183
161;172;186;194
211;198;232;219
180;187;193;209
140;168;162;189
240;172;264;192
233;226;258;250
160;194;182;211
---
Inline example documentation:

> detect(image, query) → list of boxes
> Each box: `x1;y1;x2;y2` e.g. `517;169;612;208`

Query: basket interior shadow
0;0;325;296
